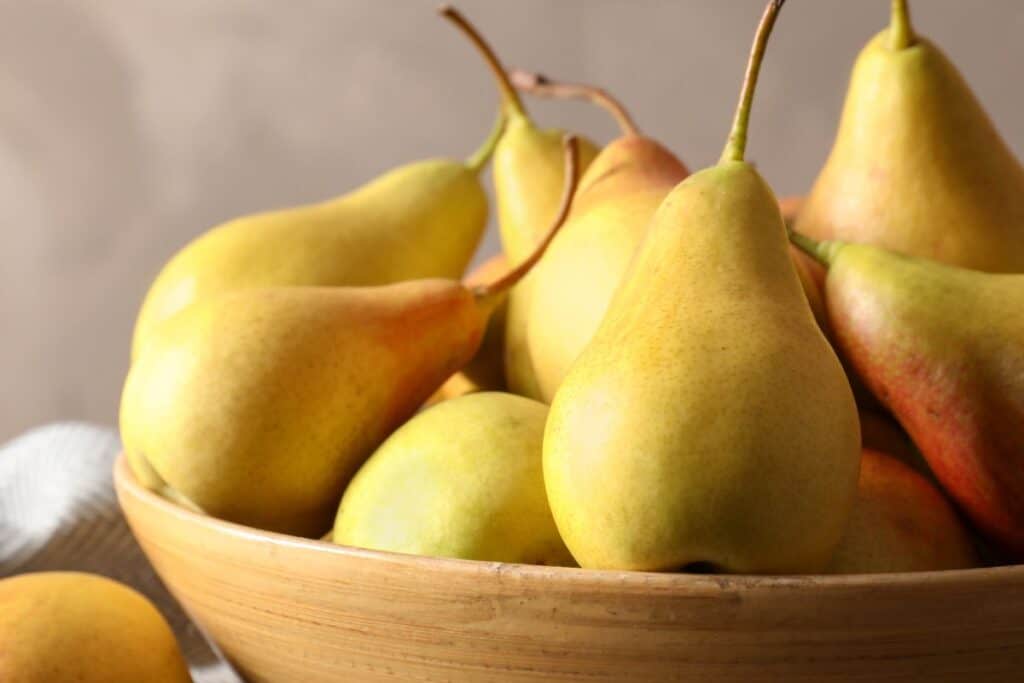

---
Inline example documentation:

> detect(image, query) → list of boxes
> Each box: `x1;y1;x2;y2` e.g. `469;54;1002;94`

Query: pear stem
472;135;580;306
719;0;786;164
439;5;527;119
889;0;915;50
466;111;506;173
508;68;642;138
787;229;839;268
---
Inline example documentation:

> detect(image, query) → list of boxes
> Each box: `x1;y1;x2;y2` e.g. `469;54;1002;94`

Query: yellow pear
334;392;573;565
121;138;581;537
543;0;861;573
0;572;192;683
796;0;1024;271
440;6;599;399
131;113;504;359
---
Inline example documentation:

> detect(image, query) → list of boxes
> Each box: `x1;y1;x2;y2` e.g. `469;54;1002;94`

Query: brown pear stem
787;229;841;268
472;135;580;307
889;0;915;50
508;68;641;138
439;5;528;119
720;0;786;164
466;111;506;173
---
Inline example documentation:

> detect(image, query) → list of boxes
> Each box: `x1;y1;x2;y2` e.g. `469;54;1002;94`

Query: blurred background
2;0;1023;440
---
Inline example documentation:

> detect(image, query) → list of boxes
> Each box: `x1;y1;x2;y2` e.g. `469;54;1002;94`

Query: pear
334;392;573;565
789;231;1024;557
121;138;581;537
426;253;509;406
0;572;192;683
827;450;978;574
796;0;1024;271
544;0;861;573
440;6;599;399
504;69;688;401
131;113;504;359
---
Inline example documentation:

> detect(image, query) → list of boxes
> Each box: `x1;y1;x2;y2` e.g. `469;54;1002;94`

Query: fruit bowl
114;455;1024;682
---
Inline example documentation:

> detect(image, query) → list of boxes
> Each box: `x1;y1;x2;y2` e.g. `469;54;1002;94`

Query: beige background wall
2;0;1023;440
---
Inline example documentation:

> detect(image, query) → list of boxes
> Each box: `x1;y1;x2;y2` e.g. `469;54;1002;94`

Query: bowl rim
114;454;1024;592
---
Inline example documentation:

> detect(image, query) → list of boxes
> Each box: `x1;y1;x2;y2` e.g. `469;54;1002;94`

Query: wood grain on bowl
114;455;1024;682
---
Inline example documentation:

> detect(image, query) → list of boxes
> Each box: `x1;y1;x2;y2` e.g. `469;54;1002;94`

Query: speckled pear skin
132;157;491;359
526;135;688;402
796;28;1024;271
121;280;490;538
544;162;861;573
816;240;1024;556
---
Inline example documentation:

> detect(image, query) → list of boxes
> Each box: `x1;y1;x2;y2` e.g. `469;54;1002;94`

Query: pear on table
796;0;1024;271
440;5;600;399
334;392;573;566
543;0;861;573
120;138;582;538
790;231;1024;557
506;69;689;402
131;112;504;360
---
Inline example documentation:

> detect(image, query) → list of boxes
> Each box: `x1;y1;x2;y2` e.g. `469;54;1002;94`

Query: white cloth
0;422;242;683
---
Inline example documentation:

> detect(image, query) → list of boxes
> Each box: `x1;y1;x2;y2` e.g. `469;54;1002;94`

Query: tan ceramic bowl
114;455;1024;683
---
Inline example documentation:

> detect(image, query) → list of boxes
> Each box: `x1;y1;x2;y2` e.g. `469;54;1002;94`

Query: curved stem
472;135;581;308
889;0;915;50
787;229;840;268
720;0;786;164
438;5;527;119
466;111;506;173
508;68;641;137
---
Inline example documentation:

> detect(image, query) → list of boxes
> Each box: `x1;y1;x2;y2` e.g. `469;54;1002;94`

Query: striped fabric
0;422;240;683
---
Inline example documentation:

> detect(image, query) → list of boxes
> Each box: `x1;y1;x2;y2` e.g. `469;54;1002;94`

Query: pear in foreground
132;113;504;359
544;0;860;573
796;0;1024;271
334;392;572;565
827;450;978;574
790;231;1024;557
0;572;192;683
440;6;599;399
121;139;581;537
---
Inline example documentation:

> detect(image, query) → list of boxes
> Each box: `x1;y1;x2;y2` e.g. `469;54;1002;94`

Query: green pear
789;231;1024;557
121;139;581;537
440;6;599;399
334;392;573;565
544;0;861;573
827;450;978;574
131;113;503;360
0;572;192;683
796;0;1024;271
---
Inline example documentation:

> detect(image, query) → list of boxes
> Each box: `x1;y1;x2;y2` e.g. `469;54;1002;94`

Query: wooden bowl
114;455;1024;682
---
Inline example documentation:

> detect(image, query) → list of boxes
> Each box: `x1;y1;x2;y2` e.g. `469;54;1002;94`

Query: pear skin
790;234;1024;557
440;7;599;399
334;392;573;565
827;450;978;574
796;0;1024;271
132;119;503;360
121;138;582;537
544;1;861;573
0;572;192;683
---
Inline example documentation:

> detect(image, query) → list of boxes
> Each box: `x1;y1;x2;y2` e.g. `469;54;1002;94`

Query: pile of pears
122;0;1024;576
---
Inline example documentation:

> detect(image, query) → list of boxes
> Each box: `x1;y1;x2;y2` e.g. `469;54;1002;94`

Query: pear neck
466;112;506;174
888;0;916;50
788;230;842;268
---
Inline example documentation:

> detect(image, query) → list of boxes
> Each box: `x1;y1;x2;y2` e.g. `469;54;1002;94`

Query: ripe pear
334;392;573;565
789;231;1024;557
426;253;509;406
503;70;688;401
0;572;192;683
121;139;582;537
827;450;978;574
796;0;1024;271
131;114;504;360
440;6;599;399
544;0;861;573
